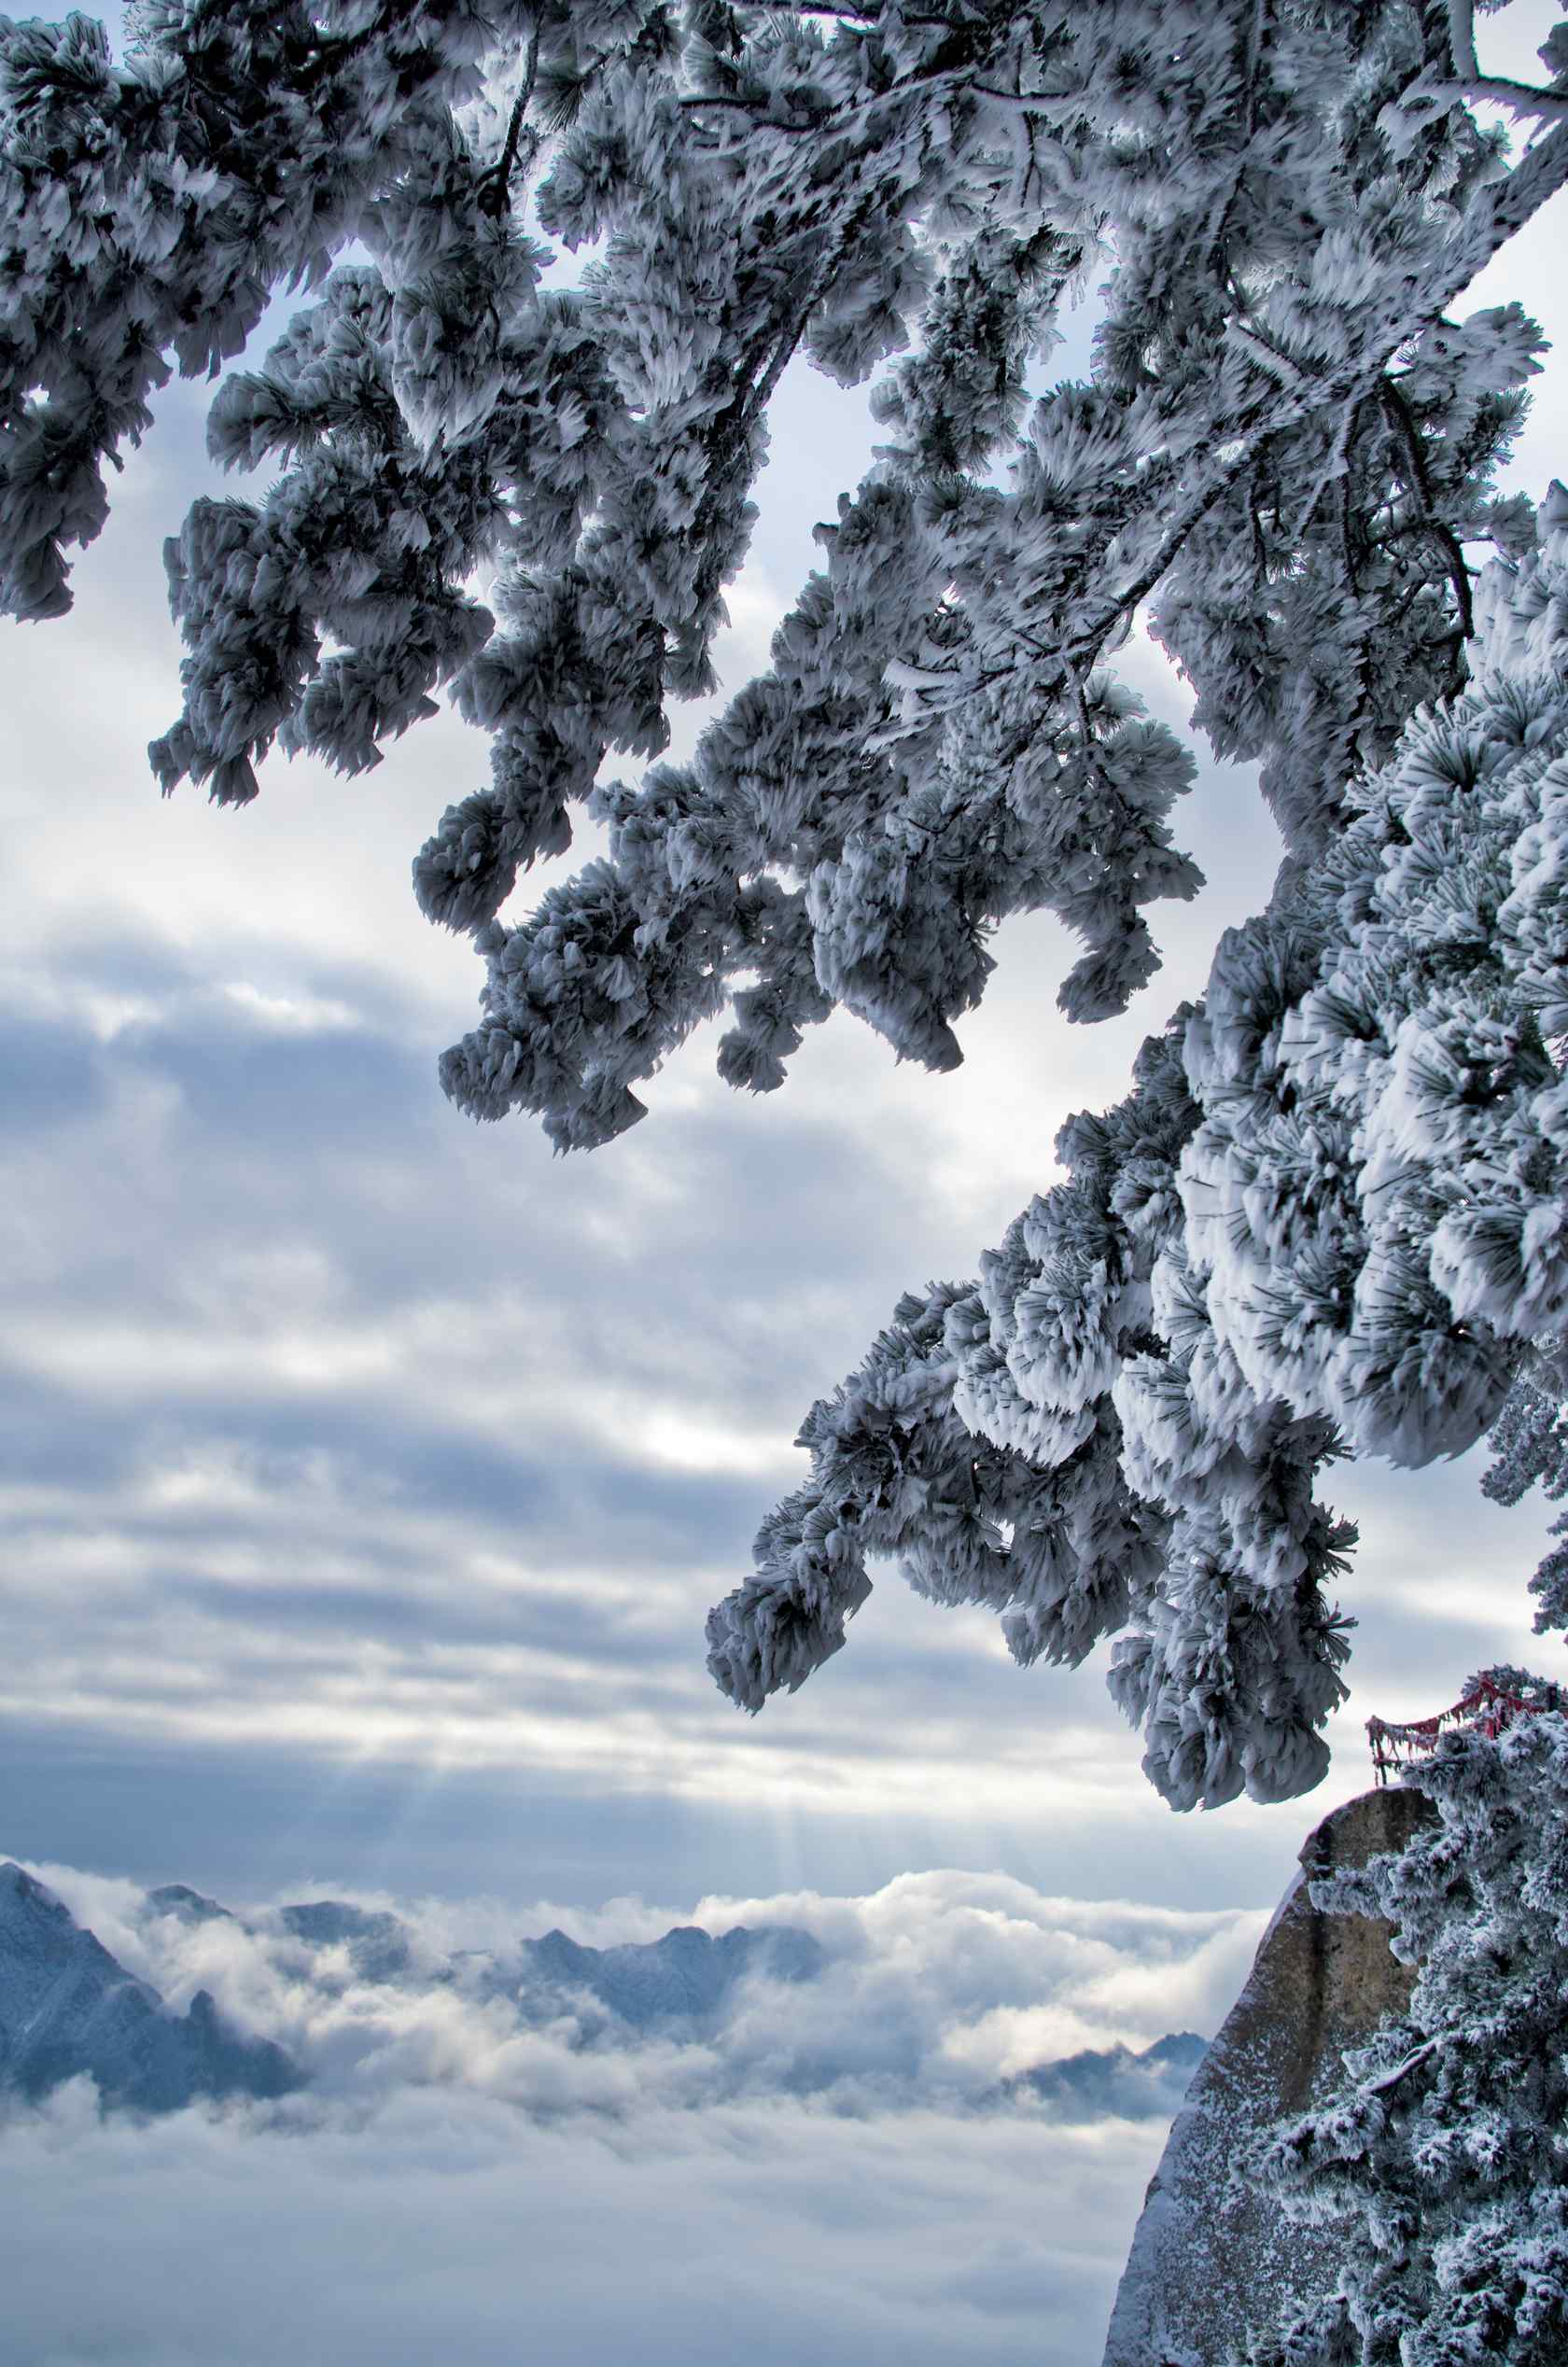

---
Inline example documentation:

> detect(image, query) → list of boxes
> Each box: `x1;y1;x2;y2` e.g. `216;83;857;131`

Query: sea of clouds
0;1862;1266;2366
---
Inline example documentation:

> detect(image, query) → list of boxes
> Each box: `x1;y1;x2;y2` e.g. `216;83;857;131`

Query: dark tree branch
476;35;539;219
1379;377;1475;640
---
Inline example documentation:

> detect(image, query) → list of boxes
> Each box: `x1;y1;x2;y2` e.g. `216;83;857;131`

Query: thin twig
475;33;539;219
1366;2035;1442;2098
1446;0;1478;81
1435;75;1568;120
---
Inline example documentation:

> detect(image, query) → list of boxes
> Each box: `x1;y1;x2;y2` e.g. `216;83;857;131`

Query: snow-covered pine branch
5;1;1551;1121
709;489;1568;1809
8;2;1568;1803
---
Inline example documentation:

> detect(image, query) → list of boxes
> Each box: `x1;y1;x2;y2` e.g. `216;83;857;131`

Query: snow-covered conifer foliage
1241;1688;1568;2365
690;17;1568;1810
710;486;1568;1810
7;2;1568;1800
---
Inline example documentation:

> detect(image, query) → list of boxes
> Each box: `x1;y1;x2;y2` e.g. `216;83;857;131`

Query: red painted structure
1366;1671;1564;1784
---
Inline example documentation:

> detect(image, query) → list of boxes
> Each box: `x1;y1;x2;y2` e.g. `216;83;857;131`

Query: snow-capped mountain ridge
146;1884;233;1927
0;1863;297;2111
273;1899;415;1984
511;1919;828;2029
2;1861;1215;2128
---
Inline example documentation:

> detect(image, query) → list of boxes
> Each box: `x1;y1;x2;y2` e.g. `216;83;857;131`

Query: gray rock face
512;1921;828;2030
0;1864;298;2112
1100;1786;1435;2367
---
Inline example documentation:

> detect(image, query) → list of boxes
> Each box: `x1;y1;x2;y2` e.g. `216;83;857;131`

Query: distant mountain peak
146;1884;234;1927
0;1861;71;1920
275;1900;413;1983
999;2031;1209;2121
0;1863;299;2113
511;1919;827;2030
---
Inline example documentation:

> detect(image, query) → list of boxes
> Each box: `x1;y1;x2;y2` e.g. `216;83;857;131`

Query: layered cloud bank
8;1859;1255;2118
0;1860;1258;2366
3;2084;1155;2367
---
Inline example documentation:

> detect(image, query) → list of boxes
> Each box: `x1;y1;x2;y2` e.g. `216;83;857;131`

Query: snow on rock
1099;1787;1434;2366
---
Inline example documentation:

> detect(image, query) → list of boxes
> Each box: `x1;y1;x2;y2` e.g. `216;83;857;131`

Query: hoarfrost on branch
8;0;1568;1803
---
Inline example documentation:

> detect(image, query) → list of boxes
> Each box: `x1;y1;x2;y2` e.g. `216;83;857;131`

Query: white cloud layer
0;2082;1152;2367
0;1860;1270;2367
18;1859;1263;2107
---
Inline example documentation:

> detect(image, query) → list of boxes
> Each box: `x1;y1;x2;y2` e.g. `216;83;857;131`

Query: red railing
1367;1672;1563;1784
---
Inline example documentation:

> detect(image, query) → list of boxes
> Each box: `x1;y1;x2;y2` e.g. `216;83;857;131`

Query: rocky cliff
1100;1786;1434;2366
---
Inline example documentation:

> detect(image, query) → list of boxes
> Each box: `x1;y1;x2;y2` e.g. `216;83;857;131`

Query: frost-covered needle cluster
7;0;1568;1802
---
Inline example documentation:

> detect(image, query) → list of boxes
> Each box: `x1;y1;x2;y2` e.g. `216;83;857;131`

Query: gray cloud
0;905;1549;1906
0;2080;1149;2367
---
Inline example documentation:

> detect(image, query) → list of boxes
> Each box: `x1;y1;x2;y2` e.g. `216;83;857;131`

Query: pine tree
7;1;1568;1801
1241;1685;1568;2366
709;485;1568;1810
